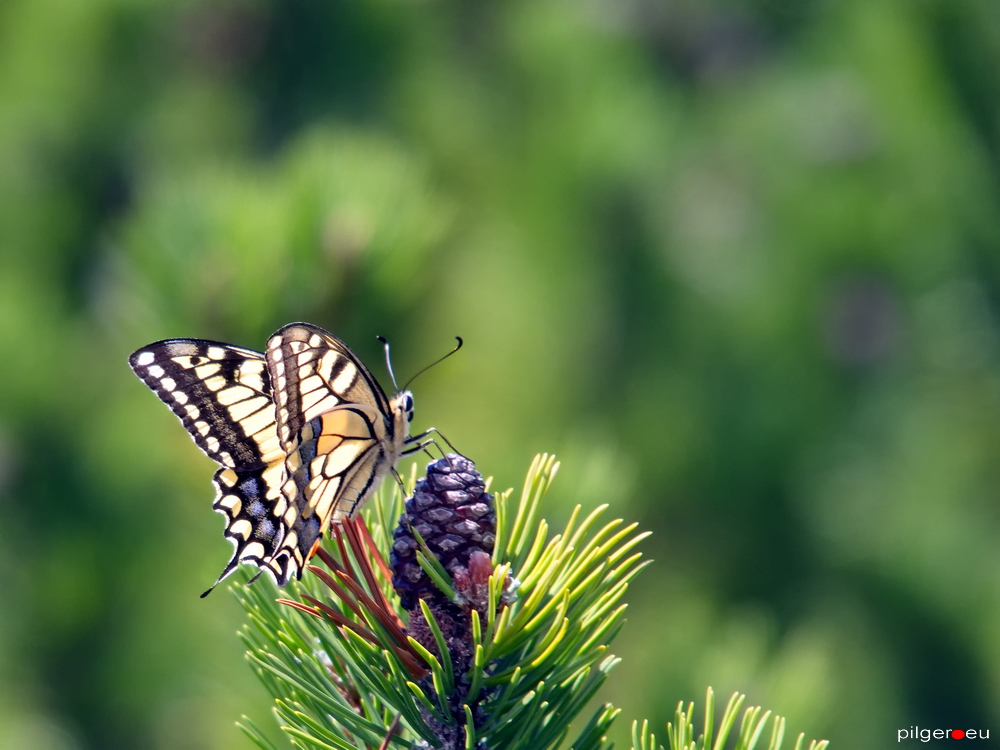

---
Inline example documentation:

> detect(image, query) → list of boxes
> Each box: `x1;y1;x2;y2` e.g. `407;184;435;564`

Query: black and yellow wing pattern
129;324;415;591
264;323;414;581
129;340;290;591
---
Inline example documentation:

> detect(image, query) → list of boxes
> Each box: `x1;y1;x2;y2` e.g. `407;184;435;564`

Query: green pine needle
234;455;829;750
661;688;829;750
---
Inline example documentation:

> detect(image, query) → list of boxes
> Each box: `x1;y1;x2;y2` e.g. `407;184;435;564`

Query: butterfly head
391;390;415;427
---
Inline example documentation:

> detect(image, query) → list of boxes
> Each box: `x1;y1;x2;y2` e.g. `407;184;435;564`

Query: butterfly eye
403;394;415;420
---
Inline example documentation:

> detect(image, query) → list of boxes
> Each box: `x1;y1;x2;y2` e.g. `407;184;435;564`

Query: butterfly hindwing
268;409;392;578
209;462;287;590
290;409;389;522
263;323;411;580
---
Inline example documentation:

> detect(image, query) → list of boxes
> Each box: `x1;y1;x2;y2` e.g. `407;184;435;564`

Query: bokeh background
2;0;1000;747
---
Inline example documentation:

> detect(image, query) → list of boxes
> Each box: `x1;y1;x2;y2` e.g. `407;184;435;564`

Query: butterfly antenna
377;336;400;391
402;337;463;391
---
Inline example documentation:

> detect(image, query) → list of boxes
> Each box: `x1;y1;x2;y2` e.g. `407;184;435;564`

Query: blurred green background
2;0;999;747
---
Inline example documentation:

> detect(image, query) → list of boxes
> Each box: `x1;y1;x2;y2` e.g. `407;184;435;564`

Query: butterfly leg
401;438;436;458
391;466;407;494
403;437;461;470
404;427;460;456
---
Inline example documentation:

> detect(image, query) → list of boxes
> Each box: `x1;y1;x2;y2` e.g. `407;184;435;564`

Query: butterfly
129;322;435;592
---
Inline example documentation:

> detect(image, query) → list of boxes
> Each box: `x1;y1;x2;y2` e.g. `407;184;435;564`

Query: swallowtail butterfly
129;323;423;593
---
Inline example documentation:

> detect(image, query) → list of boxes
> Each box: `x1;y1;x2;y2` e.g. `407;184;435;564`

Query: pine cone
390;454;496;611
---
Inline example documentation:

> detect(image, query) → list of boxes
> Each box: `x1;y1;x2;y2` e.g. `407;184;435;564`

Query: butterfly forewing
129;341;283;470
266;323;391;450
129;339;291;589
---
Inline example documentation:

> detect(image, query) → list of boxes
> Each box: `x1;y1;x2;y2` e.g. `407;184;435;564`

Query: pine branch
235;454;829;750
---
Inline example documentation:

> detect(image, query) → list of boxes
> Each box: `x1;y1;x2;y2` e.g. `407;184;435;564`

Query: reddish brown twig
358;516;395;583
339;518;397;624
377;714;402;750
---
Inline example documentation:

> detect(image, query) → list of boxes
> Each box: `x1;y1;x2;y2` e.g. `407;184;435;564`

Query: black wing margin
128;339;283;471
205;463;289;594
129;338;292;591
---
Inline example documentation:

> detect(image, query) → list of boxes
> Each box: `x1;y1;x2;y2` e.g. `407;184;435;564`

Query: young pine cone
390;454;496;611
